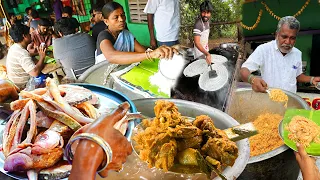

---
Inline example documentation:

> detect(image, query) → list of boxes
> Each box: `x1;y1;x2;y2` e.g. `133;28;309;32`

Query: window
128;0;148;23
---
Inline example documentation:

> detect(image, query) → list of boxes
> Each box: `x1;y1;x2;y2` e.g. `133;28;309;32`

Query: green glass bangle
248;74;254;84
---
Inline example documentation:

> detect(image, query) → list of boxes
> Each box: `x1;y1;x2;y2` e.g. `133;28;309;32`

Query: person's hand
70;102;132;179
205;53;212;65
150;45;179;60
312;77;320;86
0;79;19;103
38;45;46;60
150;37;157;50
295;143;320;180
47;28;54;35
251;77;268;93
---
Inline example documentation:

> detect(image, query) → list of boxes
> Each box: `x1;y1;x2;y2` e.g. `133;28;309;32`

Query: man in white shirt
6;24;46;89
144;0;180;49
240;16;320;93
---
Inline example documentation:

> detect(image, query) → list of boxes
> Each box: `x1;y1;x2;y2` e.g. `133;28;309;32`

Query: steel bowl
131;98;250;180
227;87;310;179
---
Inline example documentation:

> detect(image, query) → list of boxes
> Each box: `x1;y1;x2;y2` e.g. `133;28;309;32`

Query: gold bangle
251;77;256;85
248;74;254;84
64;133;113;173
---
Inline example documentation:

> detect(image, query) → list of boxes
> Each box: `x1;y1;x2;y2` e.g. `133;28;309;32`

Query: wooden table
41;61;65;83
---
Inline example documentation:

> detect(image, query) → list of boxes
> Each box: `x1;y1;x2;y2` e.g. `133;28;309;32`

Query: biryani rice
269;89;288;107
286;115;320;147
249;113;284;157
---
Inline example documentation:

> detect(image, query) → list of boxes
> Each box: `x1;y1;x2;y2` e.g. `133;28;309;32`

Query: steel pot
227;87;310;180
131;98;250;180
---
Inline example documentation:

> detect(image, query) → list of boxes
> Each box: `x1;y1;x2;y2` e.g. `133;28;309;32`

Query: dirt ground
208;37;238;49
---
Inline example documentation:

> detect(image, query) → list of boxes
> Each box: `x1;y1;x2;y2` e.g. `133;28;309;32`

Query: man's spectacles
92;13;102;18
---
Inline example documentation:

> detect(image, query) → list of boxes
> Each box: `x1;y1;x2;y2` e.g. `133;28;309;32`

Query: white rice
159;54;186;80
198;64;229;91
149;71;176;96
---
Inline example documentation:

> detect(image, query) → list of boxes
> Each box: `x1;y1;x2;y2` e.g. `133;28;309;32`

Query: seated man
24;7;32;26
62;6;80;31
29;9;41;33
8;13;19;26
6;24;46;89
53;18;95;79
27;18;53;56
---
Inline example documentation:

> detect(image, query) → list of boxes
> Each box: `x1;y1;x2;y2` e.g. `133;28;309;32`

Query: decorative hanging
261;0;310;21
240;9;263;30
72;0;86;16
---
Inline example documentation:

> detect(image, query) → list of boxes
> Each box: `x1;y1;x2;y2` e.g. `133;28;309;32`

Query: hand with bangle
247;74;268;93
148;45;179;60
67;102;132;180
310;76;320;87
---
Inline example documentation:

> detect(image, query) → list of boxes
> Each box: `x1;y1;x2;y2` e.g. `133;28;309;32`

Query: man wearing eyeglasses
90;5;106;43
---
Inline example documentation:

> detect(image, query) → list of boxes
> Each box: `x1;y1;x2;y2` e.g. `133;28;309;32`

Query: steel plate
0;83;137;180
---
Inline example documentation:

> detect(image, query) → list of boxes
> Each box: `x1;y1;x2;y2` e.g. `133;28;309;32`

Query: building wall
242;0;320;37
295;35;312;75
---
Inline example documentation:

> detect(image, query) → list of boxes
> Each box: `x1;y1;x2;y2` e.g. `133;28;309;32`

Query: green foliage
179;0;242;44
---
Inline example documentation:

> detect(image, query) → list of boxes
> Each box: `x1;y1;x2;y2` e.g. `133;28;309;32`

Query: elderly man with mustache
240;16;320;93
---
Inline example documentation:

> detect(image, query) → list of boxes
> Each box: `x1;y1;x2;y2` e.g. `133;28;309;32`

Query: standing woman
96;2;178;64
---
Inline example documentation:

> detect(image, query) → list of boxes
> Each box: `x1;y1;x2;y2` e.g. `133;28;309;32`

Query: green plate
121;59;169;98
280;109;320;156
35;56;56;64
47;45;53;51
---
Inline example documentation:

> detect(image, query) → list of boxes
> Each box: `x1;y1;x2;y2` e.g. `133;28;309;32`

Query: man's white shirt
144;0;180;42
242;40;303;93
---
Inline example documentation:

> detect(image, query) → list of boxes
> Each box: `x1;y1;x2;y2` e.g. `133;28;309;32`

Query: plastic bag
25;74;47;91
25;77;36;91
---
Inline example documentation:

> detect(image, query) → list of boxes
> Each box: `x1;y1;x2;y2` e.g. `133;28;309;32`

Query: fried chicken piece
154;100;184;127
201;137;238;166
205;156;221;171
194;115;226;139
154;140;177;171
141;119;152;128
177;135;203;151
148;133;172;164
193;115;214;129
168;125;202;138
